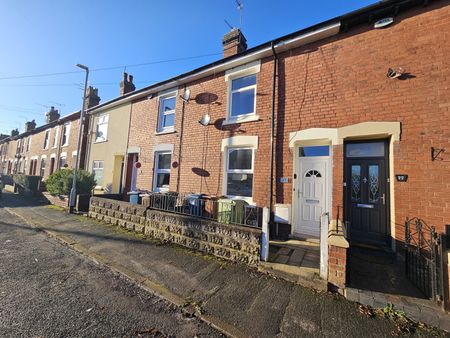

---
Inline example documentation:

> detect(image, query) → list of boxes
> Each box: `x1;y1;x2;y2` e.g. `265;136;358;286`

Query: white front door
296;158;327;238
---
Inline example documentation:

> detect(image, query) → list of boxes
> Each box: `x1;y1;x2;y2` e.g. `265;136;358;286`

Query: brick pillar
327;233;349;292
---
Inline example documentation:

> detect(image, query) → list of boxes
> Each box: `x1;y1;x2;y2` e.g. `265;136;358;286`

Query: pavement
0;206;222;338
0;191;447;338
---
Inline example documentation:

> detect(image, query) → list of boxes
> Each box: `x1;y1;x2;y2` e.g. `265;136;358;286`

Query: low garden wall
42;192;69;209
88;196;262;266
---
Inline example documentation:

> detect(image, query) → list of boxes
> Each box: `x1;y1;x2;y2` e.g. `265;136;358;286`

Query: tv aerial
236;0;243;29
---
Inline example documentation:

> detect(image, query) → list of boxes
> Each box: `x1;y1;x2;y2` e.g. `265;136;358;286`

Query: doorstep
259;239;326;291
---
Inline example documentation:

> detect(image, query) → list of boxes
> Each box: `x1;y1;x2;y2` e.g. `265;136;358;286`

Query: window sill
61;144;69;148
222;115;260;126
223;195;255;205
155;129;176;136
94;139;108;144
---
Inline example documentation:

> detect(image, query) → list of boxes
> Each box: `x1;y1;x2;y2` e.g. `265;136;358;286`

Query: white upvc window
157;95;176;132
229;74;257;119
39;158;46;177
59;155;67;169
23;158;27;174
225;147;254;199
153;151;171;192
62;122;71;146
95;114;109;142
43;130;51;149
27;136;32;152
53;126;59;148
92;160;104;187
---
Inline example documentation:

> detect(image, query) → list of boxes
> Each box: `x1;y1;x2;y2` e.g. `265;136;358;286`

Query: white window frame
224;61;260;125
153;151;171;192
59;153;67;169
95;114;109;143
62;122;71;147
229;75;257;118
27;136;32;152
39;157;46;177
43;129;51;149
92;160;104;188
53;126;59;148
157;94;176;133
224;147;255;202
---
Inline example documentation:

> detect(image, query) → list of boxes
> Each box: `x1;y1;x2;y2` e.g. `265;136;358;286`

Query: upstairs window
26;136;32;152
230;74;256;118
92;160;104;186
225;148;254;198
95;115;109;142
53;126;59;148
157;95;176;132
43;130;50;149
62;122;71;146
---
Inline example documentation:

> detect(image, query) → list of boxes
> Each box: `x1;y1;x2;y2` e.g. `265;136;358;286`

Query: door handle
381;193;385;205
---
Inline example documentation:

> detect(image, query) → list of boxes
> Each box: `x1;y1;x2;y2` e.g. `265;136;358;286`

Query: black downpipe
269;42;278;220
176;85;187;193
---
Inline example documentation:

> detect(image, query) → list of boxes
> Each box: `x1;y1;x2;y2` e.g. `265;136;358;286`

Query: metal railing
141;192;263;228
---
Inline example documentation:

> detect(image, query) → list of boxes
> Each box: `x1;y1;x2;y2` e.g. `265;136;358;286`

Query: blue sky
0;0;375;135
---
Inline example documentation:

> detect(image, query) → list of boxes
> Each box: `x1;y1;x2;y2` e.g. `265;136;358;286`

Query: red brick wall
274;3;450;236
129;3;450;240
328;245;348;288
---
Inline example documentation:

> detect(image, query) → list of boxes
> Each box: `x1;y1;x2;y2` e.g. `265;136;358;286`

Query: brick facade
128;3;450;242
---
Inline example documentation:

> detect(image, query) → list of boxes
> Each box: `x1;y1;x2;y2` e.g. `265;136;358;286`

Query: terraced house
0;87;100;181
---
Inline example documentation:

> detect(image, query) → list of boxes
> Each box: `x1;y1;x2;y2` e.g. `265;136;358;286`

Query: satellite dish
181;89;191;103
374;17;394;29
199;114;211;126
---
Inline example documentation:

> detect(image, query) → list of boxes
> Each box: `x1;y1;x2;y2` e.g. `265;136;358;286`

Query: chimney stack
45;106;60;124
222;28;247;58
25;120;36;132
120;72;136;96
11;129;19;137
85;86;101;109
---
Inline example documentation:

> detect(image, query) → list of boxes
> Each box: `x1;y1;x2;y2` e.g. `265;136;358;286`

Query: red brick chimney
222;28;247;58
120;72;136;96
85;86;101;109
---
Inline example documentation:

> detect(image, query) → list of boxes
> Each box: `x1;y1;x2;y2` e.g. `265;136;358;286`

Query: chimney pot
45;106;60;124
25;119;36;132
222;28;247;58
85;86;101;109
120;72;136;96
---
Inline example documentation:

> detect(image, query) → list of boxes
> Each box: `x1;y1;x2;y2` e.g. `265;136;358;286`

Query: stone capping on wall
88;196;262;266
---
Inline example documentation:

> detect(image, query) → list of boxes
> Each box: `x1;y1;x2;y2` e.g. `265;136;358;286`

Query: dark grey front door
344;140;389;245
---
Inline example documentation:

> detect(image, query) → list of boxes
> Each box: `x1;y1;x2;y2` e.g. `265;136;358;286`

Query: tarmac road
0;207;223;338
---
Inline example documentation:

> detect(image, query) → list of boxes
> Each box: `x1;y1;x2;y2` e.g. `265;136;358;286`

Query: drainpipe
176;85;187;193
269;42;278;220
